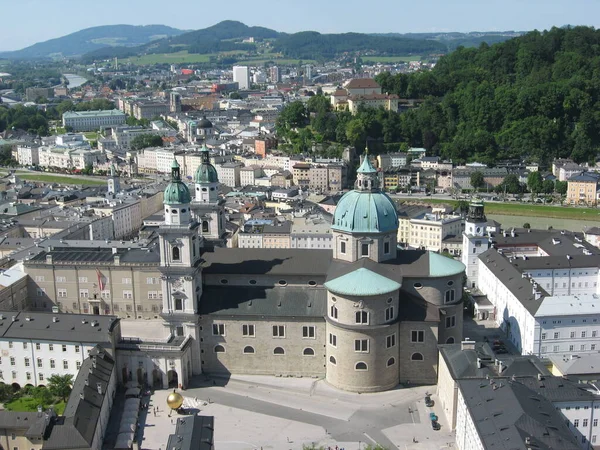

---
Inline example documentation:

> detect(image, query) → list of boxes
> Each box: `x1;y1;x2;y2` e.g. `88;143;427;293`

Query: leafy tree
48;374;73;402
470;171;485;191
276;101;308;135
542;179;555;194
130;134;163;150
229;92;242;100
306;95;330;114
523;223;531;229
555;180;568;195
346;119;367;151
495;174;523;195
527;171;543;196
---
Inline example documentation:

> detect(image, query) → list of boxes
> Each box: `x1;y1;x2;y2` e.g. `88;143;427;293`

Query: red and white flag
96;269;105;291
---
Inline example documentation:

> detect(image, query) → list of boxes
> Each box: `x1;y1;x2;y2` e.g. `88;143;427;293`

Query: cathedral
24;148;466;392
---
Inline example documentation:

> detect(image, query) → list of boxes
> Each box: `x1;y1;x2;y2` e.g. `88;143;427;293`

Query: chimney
510;229;515;237
525;437;531;445
477;358;483;369
498;361;504;373
52;316;58;323
96;382;103;395
537;373;543;381
46;254;53;264
114;254;120;265
461;339;476;351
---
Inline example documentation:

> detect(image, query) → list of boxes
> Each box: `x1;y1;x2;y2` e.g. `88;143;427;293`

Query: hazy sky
2;0;599;51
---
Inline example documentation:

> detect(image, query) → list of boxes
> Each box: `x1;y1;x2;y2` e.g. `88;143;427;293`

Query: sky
1;0;599;51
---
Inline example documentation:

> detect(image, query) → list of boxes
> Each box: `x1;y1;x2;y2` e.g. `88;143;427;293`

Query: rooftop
345;78;381;89
325;267;401;297
62;109;126;118
535;293;600;317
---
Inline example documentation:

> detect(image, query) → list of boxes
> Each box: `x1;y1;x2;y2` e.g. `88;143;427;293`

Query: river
62;73;88;88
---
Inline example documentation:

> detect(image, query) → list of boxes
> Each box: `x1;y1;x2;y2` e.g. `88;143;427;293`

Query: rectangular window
10;357;15;366
302;326;315;338
384;241;390;254
329;333;337;347
361;243;369;256
57;288;67;298
541;333;547;340
553;345;559;352
101;290;111;299
553;332;559;339
76;361;81;370
444;289;455;304
50;359;55;369
35;343;40;350
354;339;369;352
330;305;338;319
38;373;44;381
411;330;424;343
62;345;67;352
79;289;89;298
272;325;285;338
37;358;42;368
48;344;53;351
575;419;580;427
8;342;12;349
445;315;456;329
78;277;88;283
123;290;133;299
212;324;225;336
385;306;394;321
35;276;45;282
146;277;156;285
23;342;27;349
75;345;80;353
36;288;46;297
26;372;31;380
56;276;66;283
24;357;30;367
355;311;368;324
122;278;132;284
584;419;589;427
581;344;586;351
570;331;575;338
582;331;586;338
386;334;396;348
593;331;598;337
63;360;68;370
340;241;346;254
242;324;255;337
592;344;597;351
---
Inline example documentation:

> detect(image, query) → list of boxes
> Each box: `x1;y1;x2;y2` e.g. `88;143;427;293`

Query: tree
527;171;543;197
523;222;531;229
48;374;73;402
470;171;485;191
542;179;555;194
555;180;568;195
496;173;523;195
345;119;367;150
276;101;309;135
306;95;330;114
130;134;163;150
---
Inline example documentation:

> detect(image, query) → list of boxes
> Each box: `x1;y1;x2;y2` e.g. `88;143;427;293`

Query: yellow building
567;172;599;205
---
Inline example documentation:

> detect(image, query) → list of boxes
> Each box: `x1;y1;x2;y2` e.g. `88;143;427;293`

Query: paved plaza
134;375;456;450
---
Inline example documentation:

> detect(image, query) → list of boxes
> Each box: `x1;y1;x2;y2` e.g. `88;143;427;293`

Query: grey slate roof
458;379;579;450
0;311;118;343
26;245;161;265
44;346;115;450
202;247;332;276
478;249;549;315
0;411;52;438
517;376;597;402
199;286;326;318
438;342;550;380
166;415;214;450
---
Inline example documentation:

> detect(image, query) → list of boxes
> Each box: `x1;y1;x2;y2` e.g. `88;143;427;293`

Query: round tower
164;160;192;226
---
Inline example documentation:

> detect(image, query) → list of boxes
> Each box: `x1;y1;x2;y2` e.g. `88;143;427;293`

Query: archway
93;305;100;315
167;370;178;388
11;383;20;391
152;369;162;389
136;368;145;384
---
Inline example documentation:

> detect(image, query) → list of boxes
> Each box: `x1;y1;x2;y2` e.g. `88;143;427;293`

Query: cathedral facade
23;150;465;392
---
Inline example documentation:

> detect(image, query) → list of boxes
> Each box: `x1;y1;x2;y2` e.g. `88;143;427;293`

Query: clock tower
462;197;489;288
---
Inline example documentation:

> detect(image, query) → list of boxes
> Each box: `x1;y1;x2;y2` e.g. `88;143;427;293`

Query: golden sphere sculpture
166;390;184;410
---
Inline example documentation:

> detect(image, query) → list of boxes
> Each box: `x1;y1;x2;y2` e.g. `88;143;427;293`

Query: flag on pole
96;269;105;291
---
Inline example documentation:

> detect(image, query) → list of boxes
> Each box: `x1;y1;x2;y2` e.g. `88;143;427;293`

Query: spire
356;150;378;191
171;159;181;182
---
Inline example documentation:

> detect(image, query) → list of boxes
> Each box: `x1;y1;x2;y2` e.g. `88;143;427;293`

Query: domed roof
197;116;213;129
332;190;398;233
332;152;398;234
194;146;219;184
164;160;191;205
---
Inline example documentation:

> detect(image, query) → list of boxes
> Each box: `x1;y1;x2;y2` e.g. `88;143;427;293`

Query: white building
16;145;40;166
216;162;243;187
0;311;119;389
62;110;126;132
233;66;250;90
408;212;463;252
462;199;490;288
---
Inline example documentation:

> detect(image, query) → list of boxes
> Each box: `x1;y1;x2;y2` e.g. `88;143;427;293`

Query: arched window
202;221;209;233
355;362;367;371
446;337;455;344
303;347;315;356
330;305;338;320
387;357;395;367
172;246;180;261
214;345;225;353
243;346;255;354
411;352;424;361
329;356;336;365
273;347;285;355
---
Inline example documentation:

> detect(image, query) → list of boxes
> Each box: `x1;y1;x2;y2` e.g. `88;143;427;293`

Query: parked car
431;420;441;431
425;395;434;407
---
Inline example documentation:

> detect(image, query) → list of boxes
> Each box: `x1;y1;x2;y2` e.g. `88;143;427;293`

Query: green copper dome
194;146;219;184
164;160;191;205
332;152;398;234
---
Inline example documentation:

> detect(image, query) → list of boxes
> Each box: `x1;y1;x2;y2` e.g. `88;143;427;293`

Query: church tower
158;160;203;376
191;146;226;246
107;164;120;196
462;197;489;288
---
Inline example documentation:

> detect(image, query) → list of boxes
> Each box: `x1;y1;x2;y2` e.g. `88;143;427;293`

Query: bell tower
191;146;226;246
462;197;489;288
158;160;203;375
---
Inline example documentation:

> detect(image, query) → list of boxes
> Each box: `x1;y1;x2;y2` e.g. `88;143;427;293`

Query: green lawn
83;132;98;140
20;174;105;186
361;55;423;63
5;397;66;415
414;198;600;222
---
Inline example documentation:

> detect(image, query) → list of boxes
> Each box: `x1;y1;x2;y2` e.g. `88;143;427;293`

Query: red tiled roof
345;78;380;89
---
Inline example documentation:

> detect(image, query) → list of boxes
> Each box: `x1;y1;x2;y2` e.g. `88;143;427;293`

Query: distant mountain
272;31;446;59
372;31;526;51
82;21;447;63
0;25;186;59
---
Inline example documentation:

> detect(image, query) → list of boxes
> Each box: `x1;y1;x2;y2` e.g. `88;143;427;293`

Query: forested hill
376;26;600;165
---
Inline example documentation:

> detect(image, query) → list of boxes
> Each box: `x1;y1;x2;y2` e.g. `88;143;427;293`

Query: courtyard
124;375;456;450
